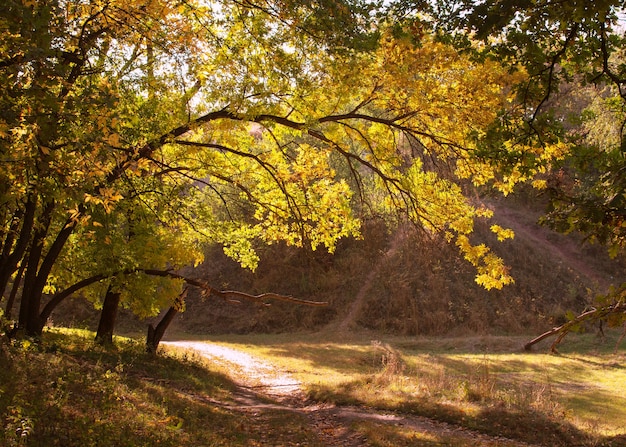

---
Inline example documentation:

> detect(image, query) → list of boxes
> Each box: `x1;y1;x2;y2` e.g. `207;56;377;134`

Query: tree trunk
39;273;108;327
0;198;36;301
146;307;178;354
18;200;56;335
95;285;121;345
19;239;44;333
4;259;25;320
146;288;187;354
524;301;626;352
29;218;78;335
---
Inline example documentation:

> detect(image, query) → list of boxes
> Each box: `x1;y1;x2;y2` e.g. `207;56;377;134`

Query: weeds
1;329;321;446
211;331;626;446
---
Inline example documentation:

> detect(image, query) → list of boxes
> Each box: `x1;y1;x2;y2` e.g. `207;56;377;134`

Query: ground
163;340;540;446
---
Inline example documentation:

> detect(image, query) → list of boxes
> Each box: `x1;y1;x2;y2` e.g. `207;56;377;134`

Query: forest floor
163;340;540;447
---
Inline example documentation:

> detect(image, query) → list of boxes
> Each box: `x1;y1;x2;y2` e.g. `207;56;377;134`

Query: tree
426;0;626;251
0;0;366;336
418;0;626;345
2;0;540;338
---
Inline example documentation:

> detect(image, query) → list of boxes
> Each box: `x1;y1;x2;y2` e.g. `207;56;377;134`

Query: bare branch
524;300;626;352
140;269;328;306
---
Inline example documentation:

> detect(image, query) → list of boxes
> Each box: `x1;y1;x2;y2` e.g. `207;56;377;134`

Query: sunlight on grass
205;331;626;445
1;328;324;447
352;420;528;447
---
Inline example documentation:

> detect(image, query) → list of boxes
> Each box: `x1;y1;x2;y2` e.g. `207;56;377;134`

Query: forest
1;0;626;445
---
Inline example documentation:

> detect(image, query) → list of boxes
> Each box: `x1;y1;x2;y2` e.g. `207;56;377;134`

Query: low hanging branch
32;267;327;337
139;269;328;307
139;269;327;354
36;267;327;352
524;300;626;353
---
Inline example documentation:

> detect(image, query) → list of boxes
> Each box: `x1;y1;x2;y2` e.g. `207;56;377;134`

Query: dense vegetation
2;0;626;444
3;0;625;345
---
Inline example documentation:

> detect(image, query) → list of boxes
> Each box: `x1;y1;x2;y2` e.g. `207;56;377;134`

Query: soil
162;340;539;447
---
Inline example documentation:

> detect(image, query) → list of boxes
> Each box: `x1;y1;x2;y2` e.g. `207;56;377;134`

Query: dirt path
334;225;409;333
163;340;539;447
490;202;613;293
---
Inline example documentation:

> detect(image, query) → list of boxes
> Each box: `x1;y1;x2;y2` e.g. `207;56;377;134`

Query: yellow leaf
106;133;121;146
490;225;515;241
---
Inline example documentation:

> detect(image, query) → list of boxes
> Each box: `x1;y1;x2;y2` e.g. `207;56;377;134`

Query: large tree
425;0;626;254
418;0;626;345
1;0;546;337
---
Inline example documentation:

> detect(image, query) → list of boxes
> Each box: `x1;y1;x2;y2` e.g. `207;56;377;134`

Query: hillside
52;193;626;337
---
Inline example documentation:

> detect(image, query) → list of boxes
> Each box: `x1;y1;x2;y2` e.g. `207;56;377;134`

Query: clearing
163;340;544;446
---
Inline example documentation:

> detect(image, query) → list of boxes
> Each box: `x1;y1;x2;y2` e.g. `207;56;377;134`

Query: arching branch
140;269;328;306
524;300;626;353
34;267;327;335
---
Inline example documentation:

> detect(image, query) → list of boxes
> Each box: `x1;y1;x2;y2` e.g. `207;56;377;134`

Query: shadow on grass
0;330;321;447
309;380;626;447
247;334;626;447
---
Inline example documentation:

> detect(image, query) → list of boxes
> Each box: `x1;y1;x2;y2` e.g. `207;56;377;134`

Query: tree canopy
424;0;626;342
425;0;626;255
2;0;622;340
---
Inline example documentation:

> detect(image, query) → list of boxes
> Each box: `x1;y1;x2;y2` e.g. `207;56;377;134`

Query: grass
0;328;322;447
200;330;626;447
2;328;626;446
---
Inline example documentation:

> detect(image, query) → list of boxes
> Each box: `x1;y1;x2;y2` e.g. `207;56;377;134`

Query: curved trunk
0;198;36;299
4;259;26;319
146;288;187;354
39;273;108;325
29;222;77;335
146;306;179;354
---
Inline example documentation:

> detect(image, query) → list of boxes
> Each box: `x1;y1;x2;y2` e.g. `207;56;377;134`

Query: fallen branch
524;300;626;353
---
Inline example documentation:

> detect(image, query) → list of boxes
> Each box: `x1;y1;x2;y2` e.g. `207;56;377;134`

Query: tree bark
95;285;121;345
18;200;55;335
0;198;36;300
4;259;26;320
146;288;187;354
29;218;78;334
146;307;178;354
19;237;45;333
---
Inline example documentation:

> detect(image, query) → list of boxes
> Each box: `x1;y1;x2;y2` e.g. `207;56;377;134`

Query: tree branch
37;266;327;331
140;269;328;306
524;300;626;353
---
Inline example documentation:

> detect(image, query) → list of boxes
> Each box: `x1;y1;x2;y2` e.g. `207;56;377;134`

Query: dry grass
145;201;626;339
3;328;626;446
0;328;322;447
206;330;626;446
50;196;626;344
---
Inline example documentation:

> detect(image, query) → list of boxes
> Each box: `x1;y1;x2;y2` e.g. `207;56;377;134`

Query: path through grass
189;330;626;446
2;328;625;446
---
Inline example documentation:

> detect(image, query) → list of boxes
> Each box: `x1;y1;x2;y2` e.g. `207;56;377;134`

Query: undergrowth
211;331;626;447
0;328;320;447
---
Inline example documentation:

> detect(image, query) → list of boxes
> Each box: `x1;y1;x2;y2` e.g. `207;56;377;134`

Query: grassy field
2;328;626;446
0;329;323;447
199;330;626;446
